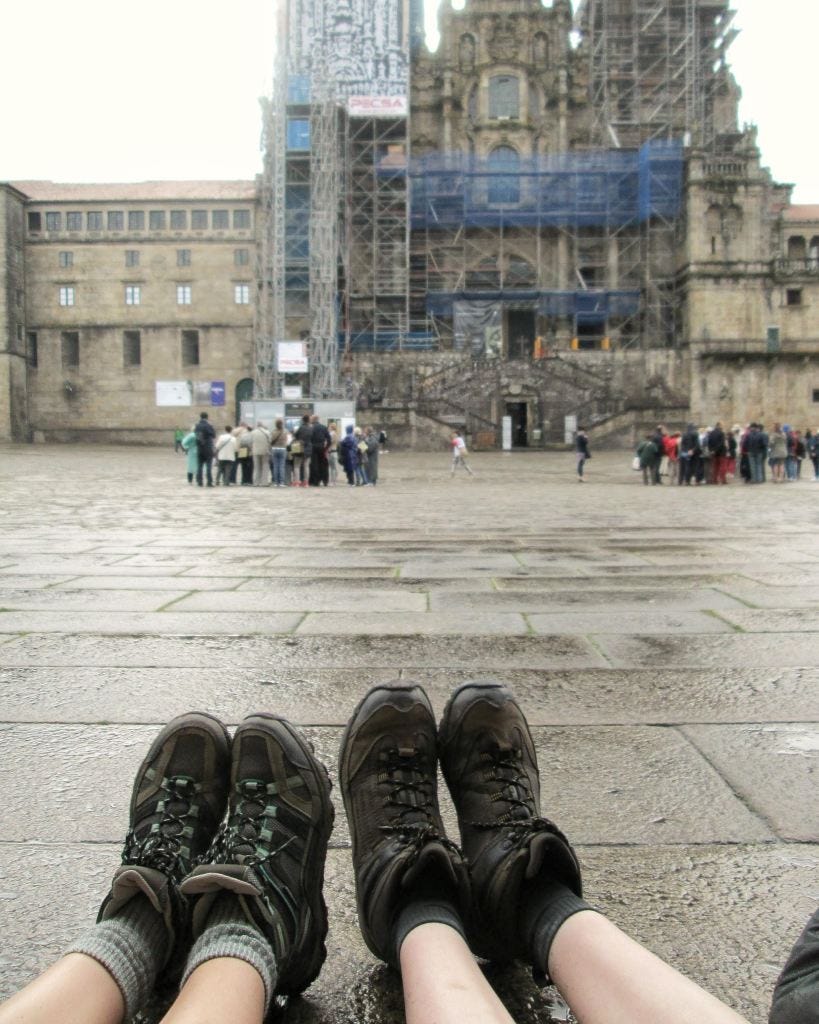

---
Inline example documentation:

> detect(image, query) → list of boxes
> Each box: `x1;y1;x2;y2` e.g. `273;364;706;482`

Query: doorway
507;309;535;360
235;378;254;423
505;401;528;447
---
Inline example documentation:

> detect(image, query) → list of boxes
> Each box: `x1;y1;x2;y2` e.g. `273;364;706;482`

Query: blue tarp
410;141;683;230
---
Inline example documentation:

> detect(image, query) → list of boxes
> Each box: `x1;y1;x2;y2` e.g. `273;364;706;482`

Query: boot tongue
524;830;553;880
402;840;457;890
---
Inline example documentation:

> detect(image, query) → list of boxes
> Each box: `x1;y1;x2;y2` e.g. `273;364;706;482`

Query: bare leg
548;911;750;1024
0;953;123;1024
160;958;264;1024
400;923;514;1024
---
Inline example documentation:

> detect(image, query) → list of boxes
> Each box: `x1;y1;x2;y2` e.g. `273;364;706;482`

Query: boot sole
240;713;335;996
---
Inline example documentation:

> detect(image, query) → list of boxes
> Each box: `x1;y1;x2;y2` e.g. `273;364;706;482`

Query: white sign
155;381;192;407
564;414;577;445
348;95;408;117
282;385;302;400
277;341;308;374
502;416;512;451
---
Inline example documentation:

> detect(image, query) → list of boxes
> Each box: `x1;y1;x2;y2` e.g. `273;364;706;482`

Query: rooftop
8;180;257;202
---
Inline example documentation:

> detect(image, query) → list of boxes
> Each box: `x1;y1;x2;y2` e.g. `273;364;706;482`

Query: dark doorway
235;377;254;422
507;309;535;360
576;318;606;350
506;401;528;447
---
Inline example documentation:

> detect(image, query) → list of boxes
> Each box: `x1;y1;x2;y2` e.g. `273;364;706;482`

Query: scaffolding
575;0;737;149
401;143;683;352
308;56;341;397
254;0;288;399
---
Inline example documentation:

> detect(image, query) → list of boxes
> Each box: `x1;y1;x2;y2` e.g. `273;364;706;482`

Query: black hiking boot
339;682;469;966
180;713;334;996
98;712;231;966
439;680;582;963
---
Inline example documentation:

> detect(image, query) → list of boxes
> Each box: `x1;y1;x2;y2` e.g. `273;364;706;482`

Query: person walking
180;425;198;484
575;427;590;482
450;431;474;477
364;426;380;486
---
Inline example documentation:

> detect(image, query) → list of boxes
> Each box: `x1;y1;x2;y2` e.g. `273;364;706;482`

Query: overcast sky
1;0;815;201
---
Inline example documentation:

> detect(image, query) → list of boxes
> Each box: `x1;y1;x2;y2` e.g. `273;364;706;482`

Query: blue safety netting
287;76;311;104
410;141;683;230
426;289;641;319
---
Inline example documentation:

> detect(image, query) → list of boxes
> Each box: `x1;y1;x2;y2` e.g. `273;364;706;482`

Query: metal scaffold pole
254;0;287;400
308;53;341;398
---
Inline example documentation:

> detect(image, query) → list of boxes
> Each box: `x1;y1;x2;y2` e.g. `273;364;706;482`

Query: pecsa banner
277;341;308;373
348;95;408;117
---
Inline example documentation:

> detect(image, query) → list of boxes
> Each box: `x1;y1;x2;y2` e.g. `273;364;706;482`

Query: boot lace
377;747;458;854
122;774;199;877
209;779;296;867
470;744;568;844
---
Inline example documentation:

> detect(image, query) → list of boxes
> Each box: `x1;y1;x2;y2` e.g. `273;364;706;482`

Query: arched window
459;34;476;73
533;33;549;66
788;235;806;260
809;236;819;268
488;75;519;118
723;204;742;240
487;146;520;204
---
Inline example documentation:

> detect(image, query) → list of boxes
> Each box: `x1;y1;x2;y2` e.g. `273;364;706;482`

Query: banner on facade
348;95;408;117
282;384;303;400
277;341;308;373
155;381;193;407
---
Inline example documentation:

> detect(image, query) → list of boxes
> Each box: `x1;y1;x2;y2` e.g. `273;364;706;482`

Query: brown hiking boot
439;680;582;962
339;682;469;966
181;713;334;996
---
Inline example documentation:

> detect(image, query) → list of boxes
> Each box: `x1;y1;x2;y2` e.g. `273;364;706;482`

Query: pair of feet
341;681;583;968
107;683;582;1001
103;711;333;999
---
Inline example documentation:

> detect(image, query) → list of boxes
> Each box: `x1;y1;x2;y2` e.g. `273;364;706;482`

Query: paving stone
3;666;817;727
528;609;732;634
716;609;819;632
429;587;747;612
0;632;604;668
0;589;189;612
400;554;525;577
682;724;819;841
0;611;304;635
297;610;529;635
596;633;819;668
715;585;819;608
51;575;250;591
172;588;427;613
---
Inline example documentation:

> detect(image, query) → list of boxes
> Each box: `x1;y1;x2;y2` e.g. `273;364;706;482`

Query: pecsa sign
347;95;408;118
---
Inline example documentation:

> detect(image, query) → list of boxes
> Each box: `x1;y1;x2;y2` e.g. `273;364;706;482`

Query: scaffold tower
254;0;287;399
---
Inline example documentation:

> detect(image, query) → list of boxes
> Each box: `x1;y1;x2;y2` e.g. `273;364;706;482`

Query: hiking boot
439;681;582;963
339;682;469;966
180;714;334;996
98;712;231;963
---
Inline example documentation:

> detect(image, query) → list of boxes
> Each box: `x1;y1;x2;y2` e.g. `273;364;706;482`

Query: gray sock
67;894;168;1019
393;896;467;965
181;895;279;1013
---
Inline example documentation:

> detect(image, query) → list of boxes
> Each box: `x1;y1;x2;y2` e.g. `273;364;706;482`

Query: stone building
1;181;257;442
2;0;819;445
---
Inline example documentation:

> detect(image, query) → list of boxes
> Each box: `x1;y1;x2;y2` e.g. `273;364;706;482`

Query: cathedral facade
1;0;818;444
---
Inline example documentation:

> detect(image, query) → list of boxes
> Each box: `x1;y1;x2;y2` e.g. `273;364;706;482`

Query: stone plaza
0;445;817;1023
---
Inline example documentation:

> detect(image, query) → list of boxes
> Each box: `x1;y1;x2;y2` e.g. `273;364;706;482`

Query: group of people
179;413;383;489
635;421;819;486
2;680;816;1024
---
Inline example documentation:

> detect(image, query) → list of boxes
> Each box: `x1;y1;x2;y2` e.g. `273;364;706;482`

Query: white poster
502;416;513;451
277;341;308;374
282;385;303;400
564;414;578;445
155;381;192;407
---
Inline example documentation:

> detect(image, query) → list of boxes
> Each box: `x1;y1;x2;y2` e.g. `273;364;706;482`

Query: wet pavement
0;444;817;1023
